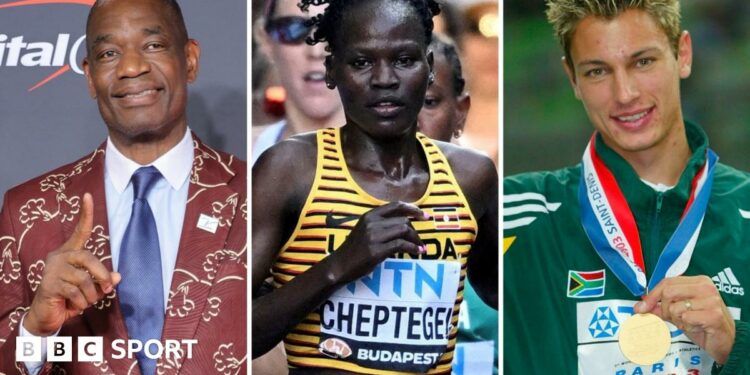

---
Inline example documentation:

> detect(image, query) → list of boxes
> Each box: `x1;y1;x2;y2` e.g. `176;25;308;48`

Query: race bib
576;299;740;375
319;258;461;373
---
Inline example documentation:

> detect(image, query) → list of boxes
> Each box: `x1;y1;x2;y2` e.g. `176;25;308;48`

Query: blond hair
546;0;681;71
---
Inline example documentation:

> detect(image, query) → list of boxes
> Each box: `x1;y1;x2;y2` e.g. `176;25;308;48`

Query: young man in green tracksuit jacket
504;1;750;374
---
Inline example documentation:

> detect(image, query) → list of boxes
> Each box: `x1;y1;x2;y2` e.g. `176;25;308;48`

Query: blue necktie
118;166;164;375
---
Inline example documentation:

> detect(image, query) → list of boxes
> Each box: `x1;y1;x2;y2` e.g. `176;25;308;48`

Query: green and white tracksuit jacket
504;122;750;375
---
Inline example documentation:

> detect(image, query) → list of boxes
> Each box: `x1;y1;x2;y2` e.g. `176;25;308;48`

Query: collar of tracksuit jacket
590;120;709;280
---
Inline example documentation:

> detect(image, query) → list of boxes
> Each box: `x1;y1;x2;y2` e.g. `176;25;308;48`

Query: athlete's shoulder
194;137;247;190
713;162;750;194
504;165;581;196
437;140;496;186
503;166;580;237
252;131;319;211
436;140;497;210
4;147;105;206
253;131;317;172
436;139;487;159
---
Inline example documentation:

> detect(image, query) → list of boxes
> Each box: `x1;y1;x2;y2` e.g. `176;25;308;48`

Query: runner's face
83;0;198;141
327;0;431;139
418;51;462;142
564;9;692;156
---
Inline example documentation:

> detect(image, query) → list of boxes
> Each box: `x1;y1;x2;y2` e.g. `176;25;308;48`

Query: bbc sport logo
16;336;197;362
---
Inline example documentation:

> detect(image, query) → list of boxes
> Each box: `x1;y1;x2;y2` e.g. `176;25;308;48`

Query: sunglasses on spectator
265;16;313;45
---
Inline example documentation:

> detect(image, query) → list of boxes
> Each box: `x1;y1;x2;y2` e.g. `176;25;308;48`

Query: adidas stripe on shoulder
504;192;561;231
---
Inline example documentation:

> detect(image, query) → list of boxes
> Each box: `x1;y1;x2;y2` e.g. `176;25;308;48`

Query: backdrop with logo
0;0;246;198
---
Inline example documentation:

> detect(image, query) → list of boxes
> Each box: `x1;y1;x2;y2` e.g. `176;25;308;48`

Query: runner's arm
251;138;332;358
466;157;498;309
251;139;427;358
443;144;498;309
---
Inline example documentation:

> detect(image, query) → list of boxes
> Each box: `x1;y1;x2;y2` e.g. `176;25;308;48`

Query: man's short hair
546;0;681;71
86;0;189;53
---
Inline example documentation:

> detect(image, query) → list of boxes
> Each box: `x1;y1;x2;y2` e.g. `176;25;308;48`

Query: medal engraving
618;313;671;365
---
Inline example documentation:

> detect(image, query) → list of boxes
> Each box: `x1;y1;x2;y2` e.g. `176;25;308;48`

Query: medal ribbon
578;135;718;296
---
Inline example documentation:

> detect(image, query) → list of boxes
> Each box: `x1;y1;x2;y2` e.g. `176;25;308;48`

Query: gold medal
618;313;671;365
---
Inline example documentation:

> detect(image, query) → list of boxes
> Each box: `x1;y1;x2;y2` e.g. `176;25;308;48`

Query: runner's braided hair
298;0;441;53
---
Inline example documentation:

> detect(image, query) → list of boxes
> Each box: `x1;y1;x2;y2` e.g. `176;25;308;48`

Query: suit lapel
60;145;138;374
59;136;241;374
158;136;240;373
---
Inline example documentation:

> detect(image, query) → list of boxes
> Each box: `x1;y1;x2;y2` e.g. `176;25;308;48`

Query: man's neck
609;128;691;187
109;124;188;165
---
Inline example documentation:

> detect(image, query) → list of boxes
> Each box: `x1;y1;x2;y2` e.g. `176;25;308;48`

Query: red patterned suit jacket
0;135;247;375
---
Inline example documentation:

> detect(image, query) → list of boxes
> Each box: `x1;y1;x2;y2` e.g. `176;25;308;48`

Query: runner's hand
330;201;428;284
23;193;121;336
636;276;735;364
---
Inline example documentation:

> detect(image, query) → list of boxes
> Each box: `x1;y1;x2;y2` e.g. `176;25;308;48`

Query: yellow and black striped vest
272;128;477;374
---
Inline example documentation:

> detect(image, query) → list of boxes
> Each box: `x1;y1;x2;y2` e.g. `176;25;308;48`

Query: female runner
252;1;497;373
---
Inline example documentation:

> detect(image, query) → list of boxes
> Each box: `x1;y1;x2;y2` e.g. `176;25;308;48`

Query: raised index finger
66;192;94;250
65;193;117;292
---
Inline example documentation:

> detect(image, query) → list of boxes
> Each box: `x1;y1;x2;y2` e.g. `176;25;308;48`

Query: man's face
260;1;341;122
564;9;692;156
83;0;199;142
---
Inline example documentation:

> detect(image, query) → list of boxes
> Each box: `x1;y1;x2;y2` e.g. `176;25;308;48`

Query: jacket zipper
648;193;664;280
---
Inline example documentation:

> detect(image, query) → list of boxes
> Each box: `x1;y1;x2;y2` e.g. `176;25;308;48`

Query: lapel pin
197;214;220;234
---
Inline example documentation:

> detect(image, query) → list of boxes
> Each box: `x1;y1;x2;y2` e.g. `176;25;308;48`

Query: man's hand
635;276;736;364
330;201;429;285
23;193;121;336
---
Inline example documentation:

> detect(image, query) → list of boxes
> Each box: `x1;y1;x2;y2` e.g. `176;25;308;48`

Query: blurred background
505;0;750;174
250;1;499;374
0;0;246;197
251;0;499;166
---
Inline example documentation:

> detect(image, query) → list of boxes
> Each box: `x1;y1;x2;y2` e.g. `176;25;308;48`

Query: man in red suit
0;0;246;374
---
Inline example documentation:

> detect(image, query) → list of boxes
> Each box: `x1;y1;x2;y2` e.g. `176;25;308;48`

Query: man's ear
561;56;581;100
677;30;693;79
82;58;96;99
185;39;201;83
